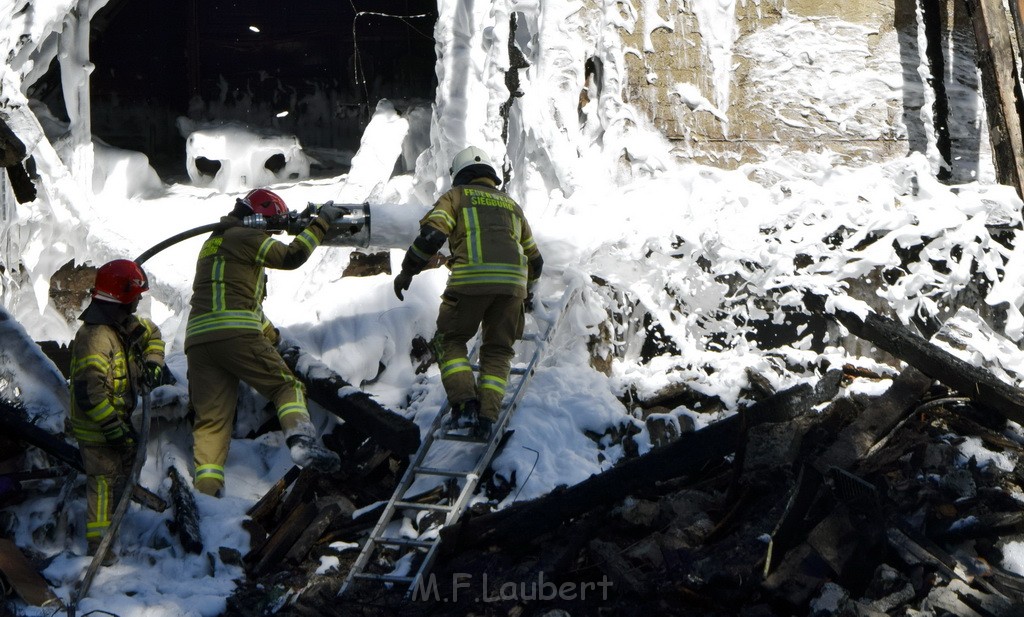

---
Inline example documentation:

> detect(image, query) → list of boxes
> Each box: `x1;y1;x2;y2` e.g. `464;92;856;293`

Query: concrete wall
615;0;987;175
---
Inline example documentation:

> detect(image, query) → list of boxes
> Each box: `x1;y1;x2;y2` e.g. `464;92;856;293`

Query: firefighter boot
471;416;494;442
452;399;481;429
285;423;341;473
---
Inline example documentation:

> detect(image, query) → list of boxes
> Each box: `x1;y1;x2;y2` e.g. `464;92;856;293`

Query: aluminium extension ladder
339;283;582;599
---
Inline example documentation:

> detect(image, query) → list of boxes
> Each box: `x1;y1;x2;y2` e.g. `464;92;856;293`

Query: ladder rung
438;432;488;443
394;501;452;511
374;537;434;548
509;366;527;375
521;333;540;342
354;573;414;583
413;466;470;478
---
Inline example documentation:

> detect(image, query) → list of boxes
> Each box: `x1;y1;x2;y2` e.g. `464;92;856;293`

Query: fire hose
134;201;371;265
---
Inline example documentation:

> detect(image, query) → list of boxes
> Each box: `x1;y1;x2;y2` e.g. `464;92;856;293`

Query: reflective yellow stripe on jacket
448;263;528;287
70;318;164;445
186;310;264;338
446;191;527;291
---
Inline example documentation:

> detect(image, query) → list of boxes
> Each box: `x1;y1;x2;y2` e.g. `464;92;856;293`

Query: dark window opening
263;153;287;174
194;156;222;178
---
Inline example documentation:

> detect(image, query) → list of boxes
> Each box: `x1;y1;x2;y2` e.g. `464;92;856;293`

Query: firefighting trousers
434;291;524;421
186;332;312;495
81;444;128;547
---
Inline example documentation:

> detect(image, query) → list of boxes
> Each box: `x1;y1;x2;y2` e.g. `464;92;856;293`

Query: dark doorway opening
31;0;437;181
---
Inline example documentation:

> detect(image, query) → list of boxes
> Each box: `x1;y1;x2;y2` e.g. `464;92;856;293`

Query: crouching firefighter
185;188;345;497
393;146;543;440
69;259;169;563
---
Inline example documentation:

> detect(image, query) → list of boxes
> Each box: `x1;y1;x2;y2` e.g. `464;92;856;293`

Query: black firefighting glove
107;420;137;451
393;271;413;301
318;202;346;225
119;435;139;469
523;292;535;314
144;361;167;388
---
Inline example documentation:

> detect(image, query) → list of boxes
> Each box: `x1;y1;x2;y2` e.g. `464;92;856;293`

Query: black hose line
134;223;231;265
134;203;370;266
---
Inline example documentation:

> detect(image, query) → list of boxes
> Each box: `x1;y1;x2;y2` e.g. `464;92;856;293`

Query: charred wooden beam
0;400;166;512
1012;2;1024;131
805;294;1024;425
280;344;420;457
920;0;952;180
936;511;1024;541
887;527;1006;598
248;501;319;577
0;538;60;608
0;467;71;482
764;465;823;577
965;0;1024;198
246;465;301;528
276;467;319;524
167;466;203;554
813;367;933;473
285;497;355;564
442;373;841;553
0;401;82;470
5;161;36;204
246;468;319;567
926;579;1015;617
0;104;43;164
1;106;43;204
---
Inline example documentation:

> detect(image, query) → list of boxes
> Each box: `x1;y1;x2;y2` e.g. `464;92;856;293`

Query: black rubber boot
471;416;494;441
286;435;341;473
452;399;481;429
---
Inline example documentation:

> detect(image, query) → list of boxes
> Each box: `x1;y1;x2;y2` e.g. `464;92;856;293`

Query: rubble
5;300;1024;616
273;304;1024;617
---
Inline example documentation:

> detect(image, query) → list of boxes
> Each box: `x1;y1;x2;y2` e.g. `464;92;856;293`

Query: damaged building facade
4;0;1024;616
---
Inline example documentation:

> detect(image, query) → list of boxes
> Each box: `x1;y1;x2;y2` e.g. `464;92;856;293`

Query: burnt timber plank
805;294;1024;425
249;502;318;577
168;466;203;554
1010;0;1024;152
0;400;166;512
442;372;841;552
246;465;301;527
965;0;1024;198
0;538;60;608
285;498;355;564
0;401;82;470
812;367;933;473
280;345;420;457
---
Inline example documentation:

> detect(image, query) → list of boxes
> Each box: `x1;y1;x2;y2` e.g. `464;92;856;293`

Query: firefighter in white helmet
394;146;543;439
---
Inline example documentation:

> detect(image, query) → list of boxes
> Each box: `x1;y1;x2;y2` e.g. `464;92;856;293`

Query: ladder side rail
433;283;583;531
348;285;583;598
340;413;449;596
341;338;483;596
500;285;583;415
404;285;585;597
407;540;444;599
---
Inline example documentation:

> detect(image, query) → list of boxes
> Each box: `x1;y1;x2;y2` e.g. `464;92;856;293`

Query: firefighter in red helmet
69;259;168;564
184;188;345;497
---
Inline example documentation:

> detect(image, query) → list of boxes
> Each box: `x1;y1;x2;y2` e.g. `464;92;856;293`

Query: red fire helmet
238;188;288;216
93;259;149;304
